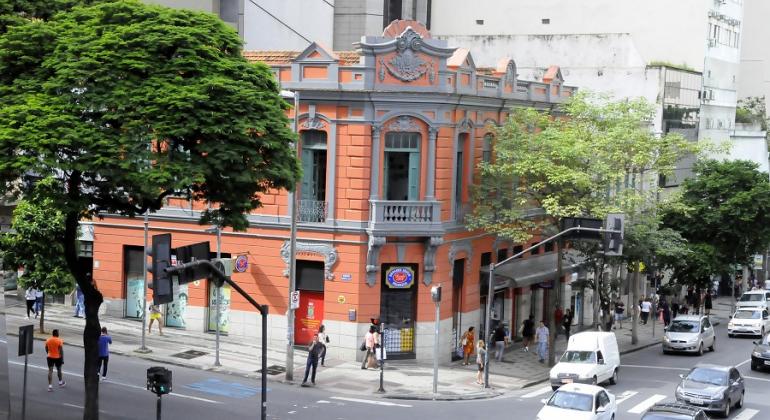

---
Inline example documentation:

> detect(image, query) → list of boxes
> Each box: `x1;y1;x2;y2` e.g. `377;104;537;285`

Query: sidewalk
2;292;732;401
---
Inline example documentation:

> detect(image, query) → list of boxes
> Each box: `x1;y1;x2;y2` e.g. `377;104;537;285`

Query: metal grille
297;199;327;223
385;132;420;150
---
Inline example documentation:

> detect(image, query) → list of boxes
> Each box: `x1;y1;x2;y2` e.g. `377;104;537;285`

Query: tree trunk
64;209;102;420
38;300;45;334
631;267;639;345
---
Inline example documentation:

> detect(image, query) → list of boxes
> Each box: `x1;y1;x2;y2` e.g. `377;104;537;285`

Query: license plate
764;360;770;366
561;379;573;384
689;398;704;405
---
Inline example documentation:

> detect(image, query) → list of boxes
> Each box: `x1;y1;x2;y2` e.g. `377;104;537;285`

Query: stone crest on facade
301;117;326;130
387;116;420;132
379;27;435;84
280;240;338;280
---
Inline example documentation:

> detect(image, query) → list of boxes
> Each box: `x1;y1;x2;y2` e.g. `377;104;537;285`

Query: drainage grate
171;350;208;360
257;365;286;375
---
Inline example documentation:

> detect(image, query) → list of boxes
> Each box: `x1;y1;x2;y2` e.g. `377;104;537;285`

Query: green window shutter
383;153;391;200
301;148;314;201
408;152;420;201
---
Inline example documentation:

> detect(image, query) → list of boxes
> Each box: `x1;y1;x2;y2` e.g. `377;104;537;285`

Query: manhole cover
257;365;286;375
171;350;208;359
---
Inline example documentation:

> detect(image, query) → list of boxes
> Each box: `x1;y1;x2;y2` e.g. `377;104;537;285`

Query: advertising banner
208;283;231;333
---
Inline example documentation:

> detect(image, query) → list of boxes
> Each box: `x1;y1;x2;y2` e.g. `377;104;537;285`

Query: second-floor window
300;130;327;222
384;132;421;201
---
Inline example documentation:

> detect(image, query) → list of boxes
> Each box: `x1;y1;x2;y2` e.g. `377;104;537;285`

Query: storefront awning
480;249;586;291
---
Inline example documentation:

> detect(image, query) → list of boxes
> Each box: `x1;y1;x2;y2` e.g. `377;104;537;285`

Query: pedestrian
704;290;713;316
317;324;329;366
640;299;652;324
98;327;112;381
34;286;44;318
461;326;475;365
73;285;85;318
671;297;680;319
492;324;507;362
521;315;535;352
45;329;65;392
535;321;549;363
301;333;323;386
476;340;487;385
661;299;671;327
554;305;564;337
693;289;701;315
24;286;36;319
613;299;625;329
361;325;377;370
148;304;163;335
562;309;573;341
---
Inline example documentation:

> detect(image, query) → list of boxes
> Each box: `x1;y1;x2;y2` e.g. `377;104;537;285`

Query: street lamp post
137;211;151;354
285;89;300;381
205;225;222;367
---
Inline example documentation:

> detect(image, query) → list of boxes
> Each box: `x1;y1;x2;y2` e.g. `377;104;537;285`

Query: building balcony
369;200;443;236
297;199;327;223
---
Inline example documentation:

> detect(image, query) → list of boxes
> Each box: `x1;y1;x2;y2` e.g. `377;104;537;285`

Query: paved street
5;310;769;420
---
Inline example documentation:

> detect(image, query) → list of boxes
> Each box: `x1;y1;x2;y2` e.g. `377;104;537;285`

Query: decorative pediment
448;48;476;71
387;116;420;132
301;117;327;130
294;42;339;63
496;58;517;88
543;65;564;85
378;27;435;83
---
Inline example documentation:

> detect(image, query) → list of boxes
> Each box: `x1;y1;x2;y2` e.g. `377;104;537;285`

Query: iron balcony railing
297;199;327;223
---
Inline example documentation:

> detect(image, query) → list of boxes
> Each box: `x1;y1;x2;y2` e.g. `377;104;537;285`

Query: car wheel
722;399;731;418
736;391;744;409
697;343;703;356
609;368;618;385
751;363;758;371
552;385;559;391
591;375;597;386
728;333;734;338
710;338;715;352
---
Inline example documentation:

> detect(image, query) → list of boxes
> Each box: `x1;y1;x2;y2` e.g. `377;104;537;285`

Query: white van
737;290;770;310
549;332;620;391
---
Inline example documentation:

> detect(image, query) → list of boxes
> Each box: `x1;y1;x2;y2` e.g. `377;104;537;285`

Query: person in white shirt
640;299;652;325
25;287;36;319
34;287;44;318
535;321;550;363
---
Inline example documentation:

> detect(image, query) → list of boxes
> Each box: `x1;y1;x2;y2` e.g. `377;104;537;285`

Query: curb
385;391;503;401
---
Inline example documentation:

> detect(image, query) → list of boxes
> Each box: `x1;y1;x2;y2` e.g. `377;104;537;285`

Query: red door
294;291;324;345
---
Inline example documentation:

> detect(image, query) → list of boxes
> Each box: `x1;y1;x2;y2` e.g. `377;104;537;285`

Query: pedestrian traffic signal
148;233;173;305
604;213;624;256
147;366;172;395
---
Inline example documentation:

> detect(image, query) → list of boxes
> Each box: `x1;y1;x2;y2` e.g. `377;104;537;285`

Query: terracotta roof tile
243;50;360;66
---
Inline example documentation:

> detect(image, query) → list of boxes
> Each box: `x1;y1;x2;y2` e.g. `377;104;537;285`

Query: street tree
662;159;770;293
468;92;704;364
0;177;77;333
0;1;300;418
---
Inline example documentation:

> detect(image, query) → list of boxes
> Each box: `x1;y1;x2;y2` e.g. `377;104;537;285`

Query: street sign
18;325;33;357
234;255;248;273
176;241;211;284
560;217;603;240
290;291;300;310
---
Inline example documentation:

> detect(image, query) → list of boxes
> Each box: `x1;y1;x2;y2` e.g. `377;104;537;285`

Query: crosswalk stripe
732;409;759;420
627;394;667;414
330;397;412;407
614;390;638;405
521;386;552;399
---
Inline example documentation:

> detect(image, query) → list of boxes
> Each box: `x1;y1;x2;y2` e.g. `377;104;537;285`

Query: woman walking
476;340;487;385
521;315;535;352
317;324;329;366
704;291;713;316
461;326;475;365
148;304;163;336
25;286;36;319
361;325;378;369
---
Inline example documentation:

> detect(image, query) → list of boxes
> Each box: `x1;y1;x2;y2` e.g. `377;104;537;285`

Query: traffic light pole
137;211;151;354
165;260;269;420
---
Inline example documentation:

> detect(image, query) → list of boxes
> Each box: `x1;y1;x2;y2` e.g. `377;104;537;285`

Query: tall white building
738;0;770;117
430;0;745;184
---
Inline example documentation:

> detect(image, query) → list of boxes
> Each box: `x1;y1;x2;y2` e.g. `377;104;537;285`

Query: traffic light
604;213;625;256
146;366;172;395
148;233;173;305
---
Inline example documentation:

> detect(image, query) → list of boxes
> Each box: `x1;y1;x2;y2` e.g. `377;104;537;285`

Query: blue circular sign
234;255;248;273
386;267;414;289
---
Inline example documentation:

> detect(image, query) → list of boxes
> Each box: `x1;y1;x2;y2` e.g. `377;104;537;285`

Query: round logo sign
234;255;248;273
386;266;415;289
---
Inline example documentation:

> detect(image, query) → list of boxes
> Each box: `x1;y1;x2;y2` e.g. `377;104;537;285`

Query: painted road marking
627;394;667;414
9;361;220;404
621;364;689;371
732;408;759;420
521;386;552;399
317;400;331;403
184;378;263;399
614;390;638;405
736;359;751;368
330;397;412;407
744;375;770;383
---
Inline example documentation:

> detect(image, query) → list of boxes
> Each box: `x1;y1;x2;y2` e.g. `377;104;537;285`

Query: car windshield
560;351;596;364
667;321;699;333
686;368;727;386
734;310;761;319
547;391;593;412
642;414;693;420
740;294;764;302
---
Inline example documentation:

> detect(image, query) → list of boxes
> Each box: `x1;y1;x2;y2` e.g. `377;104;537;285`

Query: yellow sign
639;262;646;272
337;295;346;304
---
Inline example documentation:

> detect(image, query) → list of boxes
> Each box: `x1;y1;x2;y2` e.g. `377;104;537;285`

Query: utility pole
548;236;563;367
137;211;151;353
285;90;300;381
631;266;639;345
215;225;222;367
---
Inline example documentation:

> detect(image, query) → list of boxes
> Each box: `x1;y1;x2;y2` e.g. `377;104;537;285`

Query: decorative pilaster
426;126;438;200
366;235;387;286
370;125;382;201
422;236;444;285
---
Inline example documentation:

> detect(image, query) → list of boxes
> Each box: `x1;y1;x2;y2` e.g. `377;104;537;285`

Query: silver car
675;364;745;418
663;315;716;355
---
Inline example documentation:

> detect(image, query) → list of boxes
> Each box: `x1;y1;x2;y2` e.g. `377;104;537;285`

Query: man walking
562;309;573;341
24;286;36;319
640;299;652;325
614;299;625;329
492;324;507;362
302;333;323;386
535;321;549;363
34;286;44;319
73;285;85;318
98;327;112;382
554;305;564;337
45;329;65;392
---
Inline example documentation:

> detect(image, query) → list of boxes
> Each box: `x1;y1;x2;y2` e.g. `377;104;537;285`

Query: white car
536;383;616;420
728;308;770;337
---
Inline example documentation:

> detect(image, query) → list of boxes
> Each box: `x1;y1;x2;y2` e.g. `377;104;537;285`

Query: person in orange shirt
45;329;66;392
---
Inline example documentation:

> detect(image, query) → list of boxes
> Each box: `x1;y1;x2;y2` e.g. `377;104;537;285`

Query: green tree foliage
1;177;76;332
662;160;770;282
0;2;300;418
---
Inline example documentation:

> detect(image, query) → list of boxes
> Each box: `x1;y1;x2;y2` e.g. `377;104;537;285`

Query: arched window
384;132;421;201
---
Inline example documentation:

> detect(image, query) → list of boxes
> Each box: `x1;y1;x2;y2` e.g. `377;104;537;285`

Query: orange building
90;21;583;362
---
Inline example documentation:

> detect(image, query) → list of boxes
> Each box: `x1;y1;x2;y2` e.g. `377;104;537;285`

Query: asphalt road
5;317;769;420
